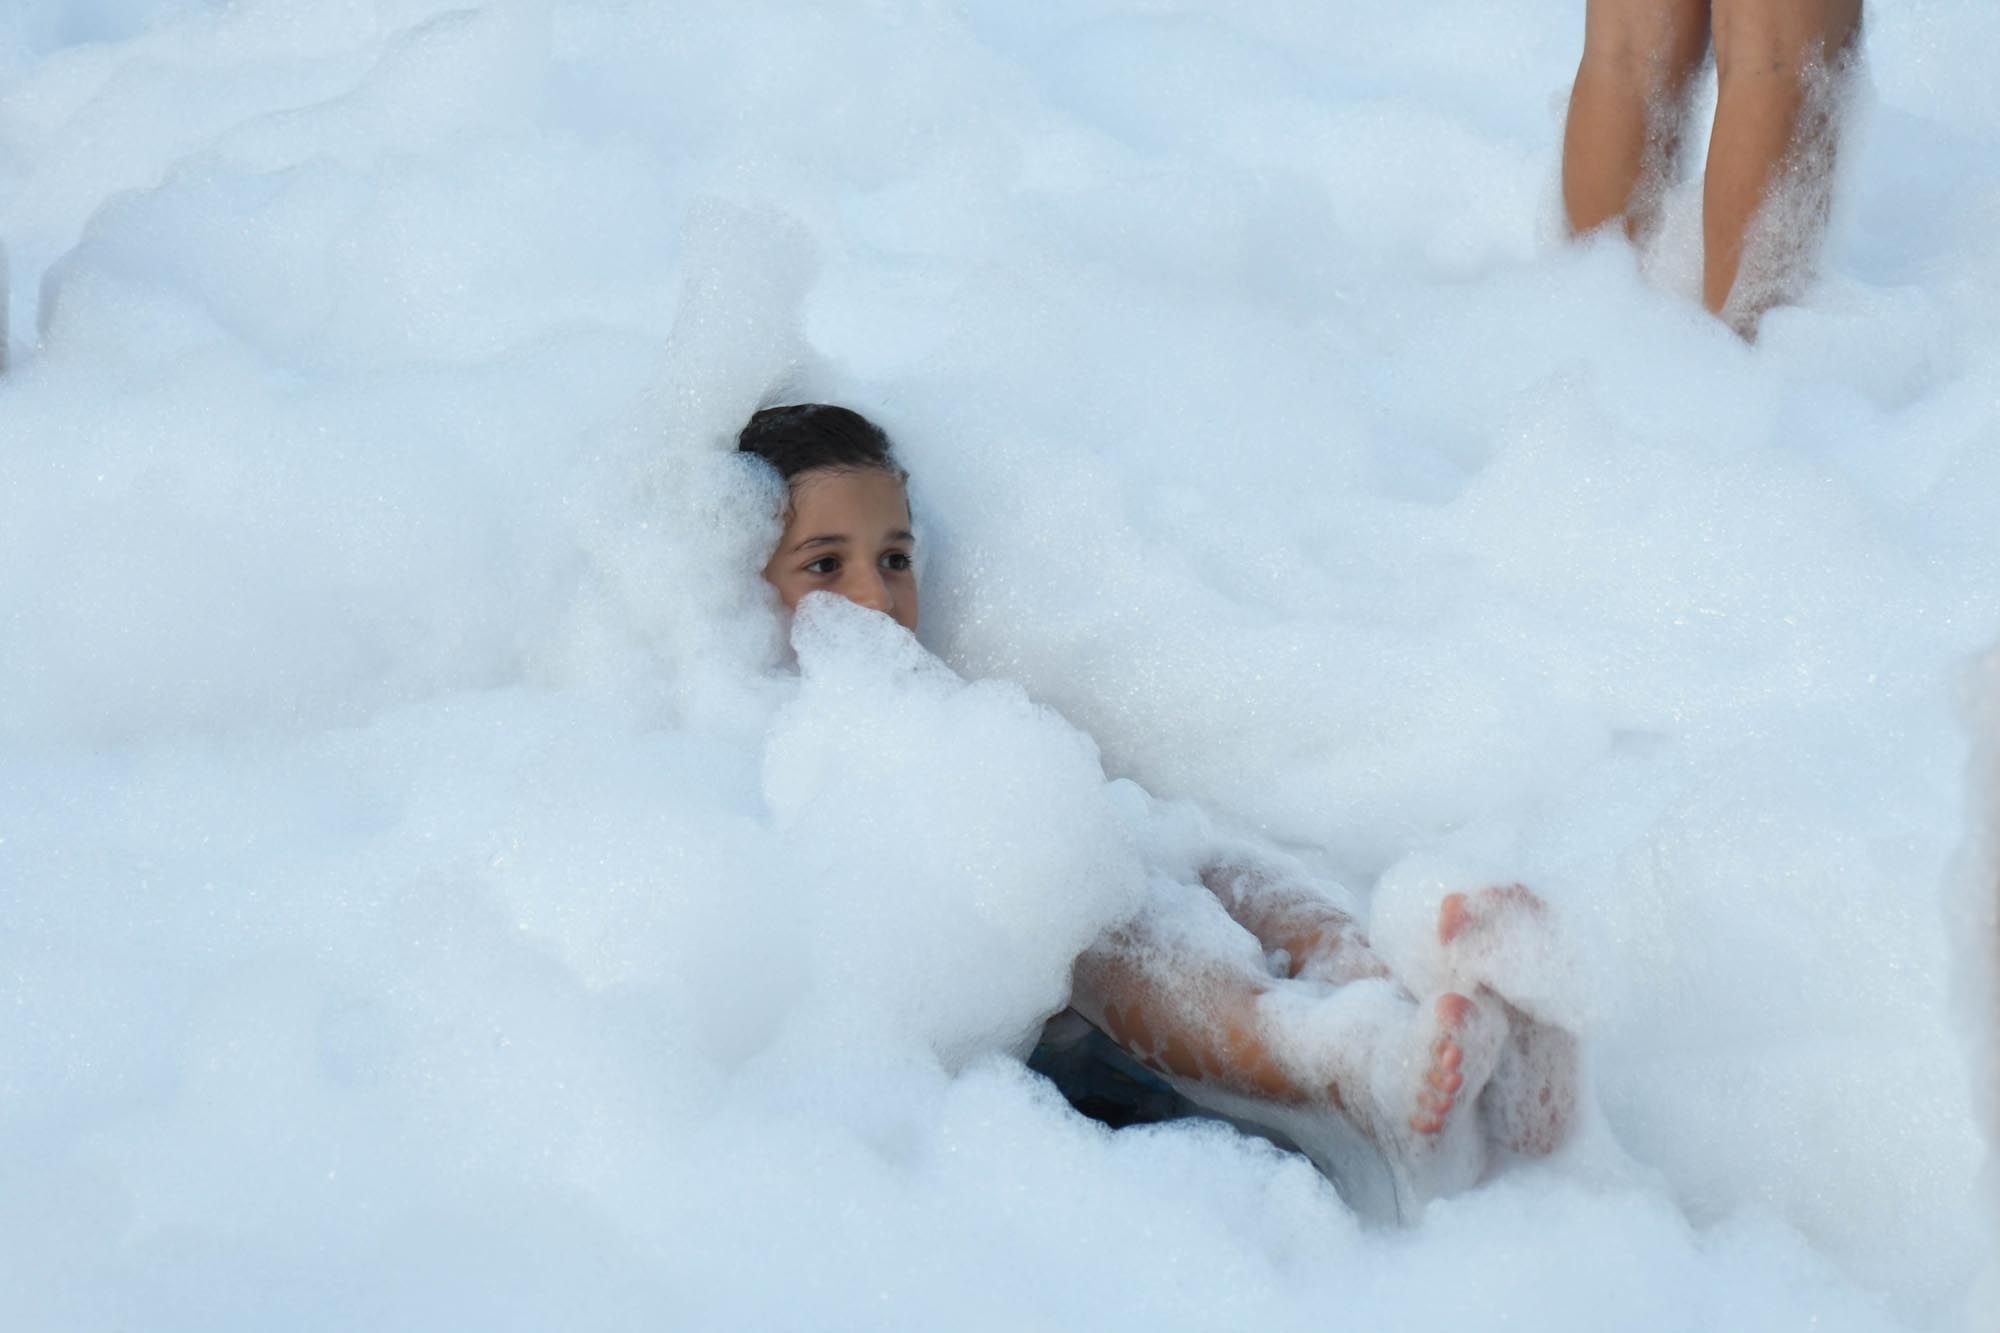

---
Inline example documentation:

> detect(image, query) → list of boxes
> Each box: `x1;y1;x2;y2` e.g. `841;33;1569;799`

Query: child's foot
1438;888;1581;1158
1366;990;1506;1210
1409;992;1479;1134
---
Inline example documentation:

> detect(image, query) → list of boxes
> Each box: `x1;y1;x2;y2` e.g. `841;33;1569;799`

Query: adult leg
1704;0;1863;328
1562;0;1712;241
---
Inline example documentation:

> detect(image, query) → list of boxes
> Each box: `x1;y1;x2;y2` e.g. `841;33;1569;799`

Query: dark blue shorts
1026;1013;1200;1129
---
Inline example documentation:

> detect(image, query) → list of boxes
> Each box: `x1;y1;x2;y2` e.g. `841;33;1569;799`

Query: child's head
738;403;918;632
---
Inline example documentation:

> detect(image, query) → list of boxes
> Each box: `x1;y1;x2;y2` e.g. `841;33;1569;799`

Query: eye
804;556;841;575
881;550;913;573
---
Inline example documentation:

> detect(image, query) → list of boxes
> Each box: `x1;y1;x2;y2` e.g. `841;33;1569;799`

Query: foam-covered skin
1067;879;1507;1221
3;0;1998;1329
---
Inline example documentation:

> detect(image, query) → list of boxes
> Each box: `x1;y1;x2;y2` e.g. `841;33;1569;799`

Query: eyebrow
787;530;916;554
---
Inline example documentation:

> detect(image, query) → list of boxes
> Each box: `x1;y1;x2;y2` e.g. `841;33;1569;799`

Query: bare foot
1409;992;1478;1135
1439;888;1581;1158
1361;988;1506;1213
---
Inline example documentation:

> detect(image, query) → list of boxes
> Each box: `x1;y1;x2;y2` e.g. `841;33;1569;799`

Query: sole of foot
1438;888;1581;1158
1373;988;1505;1213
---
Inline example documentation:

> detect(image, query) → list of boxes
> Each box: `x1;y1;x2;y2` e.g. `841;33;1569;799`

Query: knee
1713;20;1803;84
1713;2;1857;85
1577;28;1665;89
1578;0;1709;91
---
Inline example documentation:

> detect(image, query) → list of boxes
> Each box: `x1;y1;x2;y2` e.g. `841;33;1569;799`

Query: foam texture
2;1;1996;1328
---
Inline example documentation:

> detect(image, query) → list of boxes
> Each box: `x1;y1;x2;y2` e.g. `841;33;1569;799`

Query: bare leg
1071;920;1499;1143
1704;0;1863;330
1197;860;1581;1158
1200;859;1390;986
1562;0;1712;243
1438;887;1582;1158
1074;932;1507;1221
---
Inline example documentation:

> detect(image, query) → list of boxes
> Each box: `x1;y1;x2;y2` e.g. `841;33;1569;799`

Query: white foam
1;1;1994;1328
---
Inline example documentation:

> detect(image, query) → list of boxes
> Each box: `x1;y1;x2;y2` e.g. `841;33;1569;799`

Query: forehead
785;468;911;527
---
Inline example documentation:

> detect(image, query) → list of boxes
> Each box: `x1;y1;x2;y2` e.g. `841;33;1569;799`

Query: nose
845;568;893;615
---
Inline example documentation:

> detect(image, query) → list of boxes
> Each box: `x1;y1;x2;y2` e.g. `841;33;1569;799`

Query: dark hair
736;403;903;482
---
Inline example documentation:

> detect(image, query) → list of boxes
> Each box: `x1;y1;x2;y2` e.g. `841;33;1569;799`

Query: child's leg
1198;857;1391;985
1070;916;1505;1215
1196;856;1583;1161
1703;0;1863;328
1561;0;1712;242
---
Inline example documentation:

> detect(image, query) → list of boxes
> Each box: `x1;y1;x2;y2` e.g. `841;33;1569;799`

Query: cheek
763;566;805;611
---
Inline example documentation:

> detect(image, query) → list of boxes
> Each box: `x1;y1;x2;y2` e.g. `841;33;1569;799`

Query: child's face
762;467;919;632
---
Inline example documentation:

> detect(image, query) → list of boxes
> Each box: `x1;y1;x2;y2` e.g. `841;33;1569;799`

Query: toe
1438;892;1470;943
1426;1067;1462;1094
1491;883;1542;914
